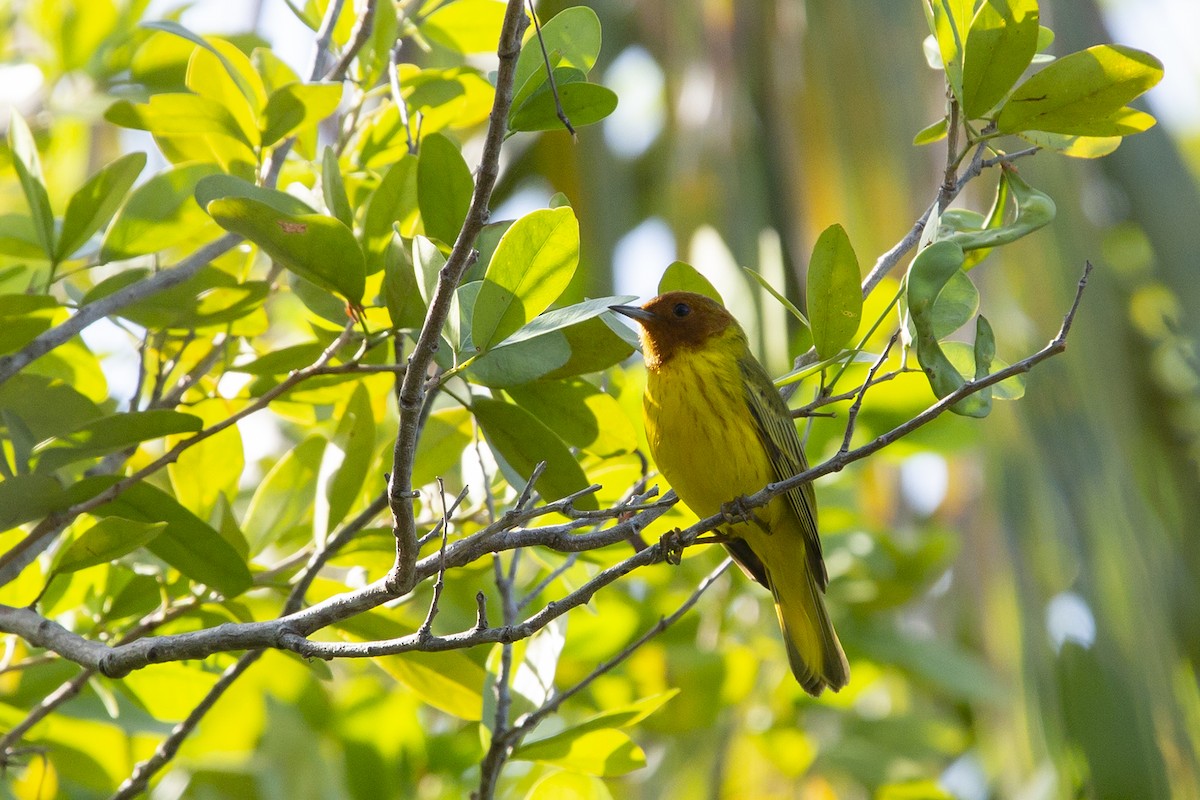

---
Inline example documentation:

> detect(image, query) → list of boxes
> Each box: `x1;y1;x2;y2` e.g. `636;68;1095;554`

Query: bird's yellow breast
643;343;777;523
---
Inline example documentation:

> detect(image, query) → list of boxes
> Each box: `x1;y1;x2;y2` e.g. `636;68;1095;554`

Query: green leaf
944;340;1025;400
541;315;637;380
468;331;572;387
549;690;680;738
420;0;507;54
321;383;376;538
141;20;264;106
961;0;1039;119
508;379;636;458
0;474;66;531
930;268;979;339
34;410;204;473
56;153;147;262
927;0;973;102
0;214;47;259
242;435;326;554
509;81;618;133
0;294;60;355
383;233;426;329
413;407;473;487
90;478;252;596
1018;130;1122;158
806;223;862;359
168;399;245;521
185;39;265;148
472;207;579;352
373;649;486;720
260;82;343;148
513;728;646;777
231;342;327;375
513;5;602;104
996;45;1163;136
501;296;636;347
105;94;254;147
658;261;722;303
7;111;55;260
417;132;474;245
321;146;354;227
526;772;612;800
474;397;597;508
54;517;167;574
101;162;223;262
743;268;808;327
207;196;366;304
194;174;316;216
912;117;948;145
363;156;419;267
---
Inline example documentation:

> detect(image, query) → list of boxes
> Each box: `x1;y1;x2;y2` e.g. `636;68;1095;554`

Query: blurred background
2;0;1198;797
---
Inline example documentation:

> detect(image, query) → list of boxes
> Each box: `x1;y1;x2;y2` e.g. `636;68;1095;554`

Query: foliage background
0;0;1197;798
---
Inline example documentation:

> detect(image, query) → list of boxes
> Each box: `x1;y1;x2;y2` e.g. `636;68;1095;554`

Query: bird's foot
721;496;769;533
659;528;686;565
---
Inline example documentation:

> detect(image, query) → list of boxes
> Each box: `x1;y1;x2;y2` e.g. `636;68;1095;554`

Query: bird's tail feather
770;567;849;696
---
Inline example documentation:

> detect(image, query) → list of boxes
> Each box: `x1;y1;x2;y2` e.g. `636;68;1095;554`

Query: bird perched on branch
610;291;849;695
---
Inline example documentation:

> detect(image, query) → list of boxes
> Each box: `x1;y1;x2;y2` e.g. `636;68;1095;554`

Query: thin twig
526;0;575;138
326;0;378;82
389;40;418;155
417;479;453;639
838;332;900;455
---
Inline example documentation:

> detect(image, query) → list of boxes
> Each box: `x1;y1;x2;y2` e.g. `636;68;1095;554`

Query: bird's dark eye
673;302;691;318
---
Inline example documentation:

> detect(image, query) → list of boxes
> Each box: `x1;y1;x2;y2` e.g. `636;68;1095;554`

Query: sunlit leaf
260;82;343;147
996;45;1163;136
7;110;55;260
472;206;580;351
56;153;147;262
421;0;507;54
508;379;636;457
101;163;223;262
961;0;1039;119
53;517;167;574
513;727;646;776
207;196;366;304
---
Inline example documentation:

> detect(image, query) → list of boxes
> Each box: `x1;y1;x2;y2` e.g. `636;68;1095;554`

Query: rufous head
609;291;737;369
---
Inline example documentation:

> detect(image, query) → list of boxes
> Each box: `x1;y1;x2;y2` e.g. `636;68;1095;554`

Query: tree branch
386;0;529;595
0;262;1088;677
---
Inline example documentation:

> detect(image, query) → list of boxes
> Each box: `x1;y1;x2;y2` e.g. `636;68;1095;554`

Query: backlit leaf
806;223;862;358
996;45;1163;136
56;153;147;262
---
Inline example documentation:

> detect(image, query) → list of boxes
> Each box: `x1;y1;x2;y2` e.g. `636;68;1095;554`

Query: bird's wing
738;358;828;589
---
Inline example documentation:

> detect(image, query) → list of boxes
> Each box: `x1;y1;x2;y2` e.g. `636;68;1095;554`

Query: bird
609;290;849;695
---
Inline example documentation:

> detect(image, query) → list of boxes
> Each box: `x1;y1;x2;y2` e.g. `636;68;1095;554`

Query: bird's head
609;291;738;369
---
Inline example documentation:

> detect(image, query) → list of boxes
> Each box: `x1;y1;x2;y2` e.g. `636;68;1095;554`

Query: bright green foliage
0;1;1184;799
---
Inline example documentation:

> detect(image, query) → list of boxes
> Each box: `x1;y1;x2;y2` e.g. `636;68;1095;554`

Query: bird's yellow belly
644;354;777;524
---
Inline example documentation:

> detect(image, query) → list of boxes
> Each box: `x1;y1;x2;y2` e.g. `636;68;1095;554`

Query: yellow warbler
610;291;849;695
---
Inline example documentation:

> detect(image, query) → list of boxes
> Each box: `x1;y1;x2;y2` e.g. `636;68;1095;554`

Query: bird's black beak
608;304;657;324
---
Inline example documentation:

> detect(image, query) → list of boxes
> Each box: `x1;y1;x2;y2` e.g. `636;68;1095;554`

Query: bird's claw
659;528;685;565
721;496;770;533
